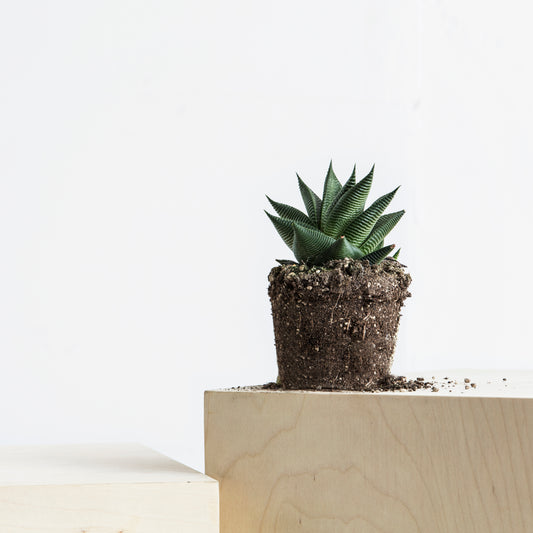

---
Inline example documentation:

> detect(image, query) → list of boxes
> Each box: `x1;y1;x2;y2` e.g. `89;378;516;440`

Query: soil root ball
268;258;411;391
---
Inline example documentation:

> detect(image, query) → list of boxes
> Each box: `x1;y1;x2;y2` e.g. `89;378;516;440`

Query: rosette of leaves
265;162;404;266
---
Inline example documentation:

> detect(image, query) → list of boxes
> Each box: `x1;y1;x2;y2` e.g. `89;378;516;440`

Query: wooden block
205;370;533;533
0;443;218;533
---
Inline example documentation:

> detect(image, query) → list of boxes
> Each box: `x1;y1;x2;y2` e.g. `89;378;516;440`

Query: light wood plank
205;371;533;533
0;443;219;533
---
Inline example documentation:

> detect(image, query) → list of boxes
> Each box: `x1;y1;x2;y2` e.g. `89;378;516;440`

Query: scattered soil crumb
371;375;433;392
230;375;508;394
261;382;282;390
235;375;434;393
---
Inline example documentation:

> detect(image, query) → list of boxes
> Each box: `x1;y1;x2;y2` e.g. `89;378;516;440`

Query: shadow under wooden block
205;371;533;533
0;443;218;533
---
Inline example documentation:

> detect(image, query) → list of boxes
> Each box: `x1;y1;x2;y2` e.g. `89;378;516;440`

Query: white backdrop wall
1;0;532;471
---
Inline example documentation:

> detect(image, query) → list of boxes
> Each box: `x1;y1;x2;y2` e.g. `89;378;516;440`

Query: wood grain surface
0;443;218;533
205;371;533;533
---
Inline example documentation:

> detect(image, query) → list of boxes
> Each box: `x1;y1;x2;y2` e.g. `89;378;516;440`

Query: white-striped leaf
265;211;295;249
323;166;375;237
292;222;335;263
266;196;312;225
344;187;399;246
297;175;322;227
314;236;364;263
360;210;405;254
323;165;357;233
320;161;342;228
362;244;395;264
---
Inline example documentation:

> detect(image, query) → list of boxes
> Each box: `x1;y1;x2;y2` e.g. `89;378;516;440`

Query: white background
1;0;532;471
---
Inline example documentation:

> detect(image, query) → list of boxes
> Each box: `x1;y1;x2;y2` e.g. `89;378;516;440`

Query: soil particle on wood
268;257;412;390
230;376;511;394
239;375;434;393
377;375;433;392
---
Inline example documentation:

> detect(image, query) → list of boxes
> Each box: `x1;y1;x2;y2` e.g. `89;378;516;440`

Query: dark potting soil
231;375;495;393
259;374;434;392
268;257;412;391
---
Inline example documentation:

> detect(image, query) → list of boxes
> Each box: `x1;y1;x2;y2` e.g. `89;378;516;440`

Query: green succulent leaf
348;163;356;182
292;222;335;263
323;167;357;234
276;259;298;265
265;211;295;249
334;164;357;204
266;196;311;225
373;210;404;233
320;161;342;228
323;165;375;237
344;187;399;246
392;248;401;260
267;162;405;266
360;210;405;254
265;211;316;249
297;175;322;226
362;244;395;265
314;236;364;263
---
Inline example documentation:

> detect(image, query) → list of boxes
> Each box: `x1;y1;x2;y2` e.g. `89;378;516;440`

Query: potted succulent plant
266;161;411;390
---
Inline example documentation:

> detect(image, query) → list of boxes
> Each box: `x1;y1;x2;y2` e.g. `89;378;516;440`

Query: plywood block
205;370;533;533
0;443;218;533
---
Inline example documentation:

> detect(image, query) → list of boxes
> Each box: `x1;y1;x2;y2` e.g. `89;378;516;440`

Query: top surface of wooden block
209;370;533;399
0;443;214;487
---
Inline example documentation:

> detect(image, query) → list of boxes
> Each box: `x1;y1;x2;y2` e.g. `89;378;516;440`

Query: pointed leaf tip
297;175;322;226
323;168;375;238
360;210;404;254
266;211;296;250
267;196;312;225
361;244;396;264
321;161;342;212
344;187;399;246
